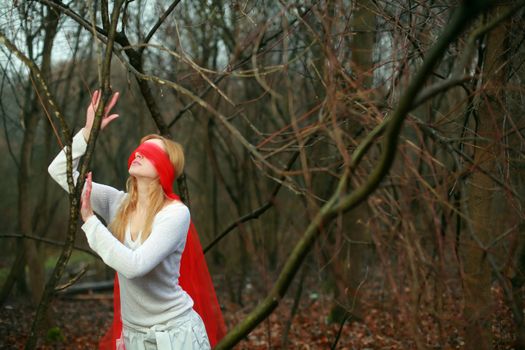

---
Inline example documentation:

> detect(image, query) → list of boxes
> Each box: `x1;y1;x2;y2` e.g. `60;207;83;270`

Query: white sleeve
81;204;190;279
48;130;126;223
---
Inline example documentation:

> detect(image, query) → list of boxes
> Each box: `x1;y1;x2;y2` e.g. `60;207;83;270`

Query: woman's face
128;139;166;179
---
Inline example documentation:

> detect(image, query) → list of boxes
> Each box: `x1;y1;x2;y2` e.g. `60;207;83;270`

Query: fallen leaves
0;284;518;349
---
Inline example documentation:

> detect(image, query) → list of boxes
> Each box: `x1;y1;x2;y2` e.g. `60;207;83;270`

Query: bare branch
203;151;300;254
412;75;474;108
0;233;99;258
141;0;182;51
54;264;88;292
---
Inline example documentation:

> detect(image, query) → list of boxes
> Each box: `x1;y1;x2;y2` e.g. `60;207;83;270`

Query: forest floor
0;284;518;349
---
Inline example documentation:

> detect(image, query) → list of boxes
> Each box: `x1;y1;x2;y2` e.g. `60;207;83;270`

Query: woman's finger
104;92;120;117
81;184;88;208
86;172;92;195
83;172;91;202
90;90;99;110
101;114;119;129
92;90;98;104
95;89;102;107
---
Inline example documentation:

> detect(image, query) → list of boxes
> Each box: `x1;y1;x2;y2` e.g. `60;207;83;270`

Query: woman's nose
135;152;143;159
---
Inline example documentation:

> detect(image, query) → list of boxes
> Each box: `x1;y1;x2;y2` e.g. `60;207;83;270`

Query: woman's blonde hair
109;134;185;243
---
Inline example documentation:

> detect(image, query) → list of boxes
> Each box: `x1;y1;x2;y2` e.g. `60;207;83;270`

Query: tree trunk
462;6;509;349
350;0;375;89
19;88;46;305
27;6;59;306
327;0;376;323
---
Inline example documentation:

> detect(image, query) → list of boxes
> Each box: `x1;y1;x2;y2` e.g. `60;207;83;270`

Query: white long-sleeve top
48;130;194;329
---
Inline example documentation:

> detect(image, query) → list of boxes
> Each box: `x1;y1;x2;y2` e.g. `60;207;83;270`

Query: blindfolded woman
48;90;225;350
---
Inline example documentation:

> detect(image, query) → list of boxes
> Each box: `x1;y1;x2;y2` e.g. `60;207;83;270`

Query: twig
141;0;182;51
203;141;303;254
204;201;274;254
36;0;109;44
330;312;351;350
117;61;286;176
281;265;307;348
412;75;474;108
0;234;99;258
0;31;71;152
167;3;317;127
417;121;521;200
54;264;88;292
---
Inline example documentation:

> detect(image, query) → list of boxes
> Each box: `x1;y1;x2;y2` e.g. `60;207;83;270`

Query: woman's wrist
82;212;94;222
82;127;91;142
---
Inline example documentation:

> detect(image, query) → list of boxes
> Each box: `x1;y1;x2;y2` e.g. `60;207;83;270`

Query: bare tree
1;0;525;349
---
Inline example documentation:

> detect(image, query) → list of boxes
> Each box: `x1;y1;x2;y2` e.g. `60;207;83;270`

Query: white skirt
121;309;211;350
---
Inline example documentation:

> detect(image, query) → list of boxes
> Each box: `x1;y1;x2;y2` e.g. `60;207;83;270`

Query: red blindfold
128;142;176;199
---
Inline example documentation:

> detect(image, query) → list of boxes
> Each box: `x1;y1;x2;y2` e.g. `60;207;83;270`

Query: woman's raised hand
81;172;94;222
83;89;120;141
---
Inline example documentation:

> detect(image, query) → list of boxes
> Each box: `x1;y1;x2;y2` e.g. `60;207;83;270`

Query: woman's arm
48;89;123;223
48;130;126;223
81;204;191;279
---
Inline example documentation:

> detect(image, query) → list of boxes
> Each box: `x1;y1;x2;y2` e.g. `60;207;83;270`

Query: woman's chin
129;171;157;181
129;169;140;178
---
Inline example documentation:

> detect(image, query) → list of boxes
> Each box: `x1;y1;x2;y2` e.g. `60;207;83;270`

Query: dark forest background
1;1;525;349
